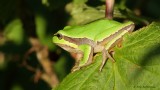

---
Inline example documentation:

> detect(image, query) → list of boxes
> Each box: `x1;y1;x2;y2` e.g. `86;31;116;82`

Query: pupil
56;34;62;40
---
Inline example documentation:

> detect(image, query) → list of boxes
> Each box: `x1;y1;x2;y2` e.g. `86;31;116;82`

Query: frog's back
58;19;121;41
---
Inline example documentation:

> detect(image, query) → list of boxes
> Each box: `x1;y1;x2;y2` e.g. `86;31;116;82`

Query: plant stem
105;0;115;19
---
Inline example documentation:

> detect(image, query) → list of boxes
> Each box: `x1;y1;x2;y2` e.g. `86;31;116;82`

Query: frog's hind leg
99;49;115;71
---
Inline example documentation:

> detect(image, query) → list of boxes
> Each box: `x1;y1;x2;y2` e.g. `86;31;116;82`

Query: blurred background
0;0;160;90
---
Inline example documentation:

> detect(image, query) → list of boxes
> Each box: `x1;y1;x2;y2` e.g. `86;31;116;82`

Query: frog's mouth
57;43;82;53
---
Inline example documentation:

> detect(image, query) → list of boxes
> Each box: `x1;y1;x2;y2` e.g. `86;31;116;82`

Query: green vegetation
0;0;160;90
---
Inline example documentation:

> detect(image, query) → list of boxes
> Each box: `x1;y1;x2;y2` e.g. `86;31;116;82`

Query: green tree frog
53;19;134;72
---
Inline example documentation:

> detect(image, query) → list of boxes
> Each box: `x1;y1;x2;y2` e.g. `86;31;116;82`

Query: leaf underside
54;22;160;90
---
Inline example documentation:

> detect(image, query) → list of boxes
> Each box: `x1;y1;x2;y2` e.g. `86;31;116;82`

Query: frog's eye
54;33;62;40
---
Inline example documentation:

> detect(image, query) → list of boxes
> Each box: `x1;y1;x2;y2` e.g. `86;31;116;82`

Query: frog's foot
71;65;81;72
99;50;115;71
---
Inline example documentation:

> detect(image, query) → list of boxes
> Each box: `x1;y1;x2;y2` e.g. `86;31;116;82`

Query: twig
105;0;115;19
23;37;59;88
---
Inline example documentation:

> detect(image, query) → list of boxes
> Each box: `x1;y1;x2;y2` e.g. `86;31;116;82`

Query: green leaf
66;3;105;25
114;22;160;89
4;19;24;45
54;22;160;90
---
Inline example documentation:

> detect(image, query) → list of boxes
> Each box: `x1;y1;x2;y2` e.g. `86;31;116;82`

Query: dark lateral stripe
62;35;96;47
98;24;134;45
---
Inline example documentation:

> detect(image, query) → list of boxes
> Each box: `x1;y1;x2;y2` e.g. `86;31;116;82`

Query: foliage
0;0;160;90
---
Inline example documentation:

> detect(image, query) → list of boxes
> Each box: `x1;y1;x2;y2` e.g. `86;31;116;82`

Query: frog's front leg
72;44;93;72
99;49;115;71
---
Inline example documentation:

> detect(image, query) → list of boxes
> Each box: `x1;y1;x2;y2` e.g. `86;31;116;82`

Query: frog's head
53;33;80;53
